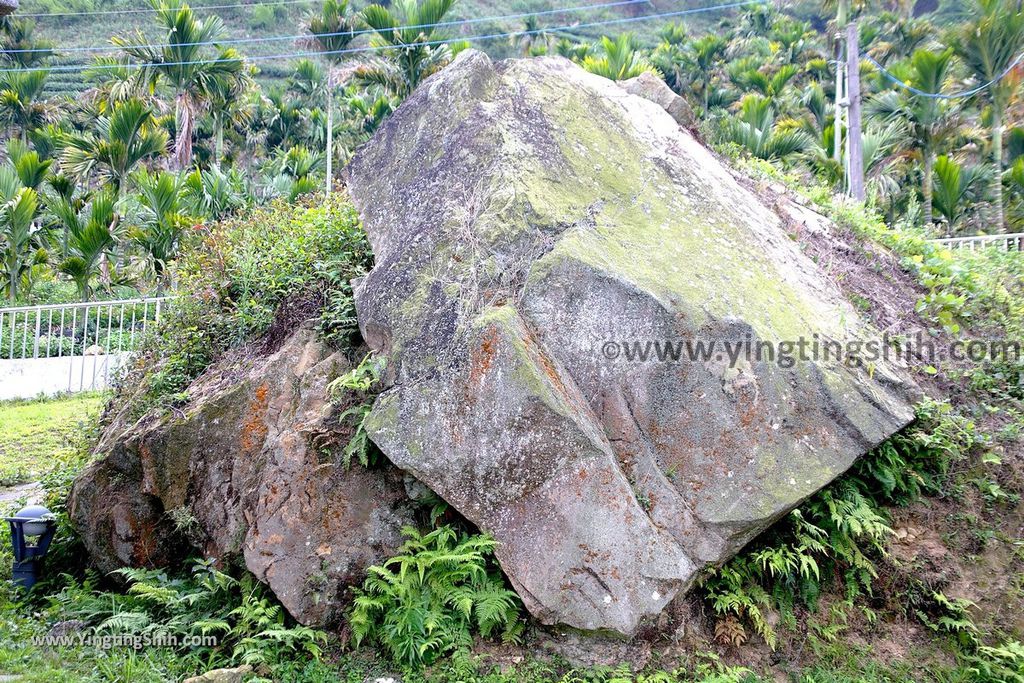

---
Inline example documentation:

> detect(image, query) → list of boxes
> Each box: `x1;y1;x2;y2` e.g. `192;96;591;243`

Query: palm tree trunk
214;112;224;170
110;209;122;272
992;103;1005;232
99;254;111;295
174;93;195;170
326;79;334;196
923;152;933;231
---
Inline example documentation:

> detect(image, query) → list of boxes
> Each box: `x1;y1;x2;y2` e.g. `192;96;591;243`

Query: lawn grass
0;393;106;488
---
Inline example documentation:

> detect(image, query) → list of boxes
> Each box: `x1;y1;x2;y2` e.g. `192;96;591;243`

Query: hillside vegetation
1;0;1021;311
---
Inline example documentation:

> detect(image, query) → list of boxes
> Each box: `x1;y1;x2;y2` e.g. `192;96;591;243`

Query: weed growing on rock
328;353;386;468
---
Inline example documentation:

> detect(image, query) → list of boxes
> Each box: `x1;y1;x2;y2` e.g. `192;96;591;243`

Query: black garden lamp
5;505;57;592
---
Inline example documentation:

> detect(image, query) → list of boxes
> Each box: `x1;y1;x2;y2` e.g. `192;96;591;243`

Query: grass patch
0;393;105;488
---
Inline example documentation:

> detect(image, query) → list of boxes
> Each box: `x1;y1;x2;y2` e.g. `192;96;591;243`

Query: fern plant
328;353;386;468
967;639;1024;683
228;574;325;665
46;559;325;669
851;397;979;505
702;399;979;648
349;525;523;666
921;591;979;646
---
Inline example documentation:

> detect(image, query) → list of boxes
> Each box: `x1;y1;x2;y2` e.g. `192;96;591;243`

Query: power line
17;0;317;18
4;0;649;54
0;0;765;74
861;51;1024;100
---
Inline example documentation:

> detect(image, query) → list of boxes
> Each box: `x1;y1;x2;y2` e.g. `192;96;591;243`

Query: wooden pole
846;21;865;202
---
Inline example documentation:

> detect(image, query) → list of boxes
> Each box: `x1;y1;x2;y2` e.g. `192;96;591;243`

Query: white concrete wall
0;353;127;400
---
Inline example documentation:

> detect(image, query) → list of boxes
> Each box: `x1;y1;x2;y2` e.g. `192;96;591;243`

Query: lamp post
5;505;57;592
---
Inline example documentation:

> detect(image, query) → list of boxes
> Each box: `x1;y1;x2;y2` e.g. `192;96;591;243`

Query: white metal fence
0;297;169;398
931;232;1024;252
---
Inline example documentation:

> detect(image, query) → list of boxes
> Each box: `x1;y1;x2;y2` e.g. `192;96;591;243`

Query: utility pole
325;71;334;197
846;20;865;202
834;0;848;165
834;43;845;163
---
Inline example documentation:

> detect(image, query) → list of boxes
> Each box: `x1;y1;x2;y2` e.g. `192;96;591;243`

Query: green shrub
249;4;287;29
173;193;367;340
349;525;524;667
121;194;371;416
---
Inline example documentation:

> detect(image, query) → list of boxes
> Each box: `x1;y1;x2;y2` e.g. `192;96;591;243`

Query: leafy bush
120;194;371;416
173;193;367;338
249;4;287;29
350;526;524;667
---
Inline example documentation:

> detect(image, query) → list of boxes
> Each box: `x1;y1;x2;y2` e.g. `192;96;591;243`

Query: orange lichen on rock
469;329;499;385
241;382;270;452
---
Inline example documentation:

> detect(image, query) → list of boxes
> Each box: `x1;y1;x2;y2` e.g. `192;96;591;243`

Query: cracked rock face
348;51;919;635
70;324;415;626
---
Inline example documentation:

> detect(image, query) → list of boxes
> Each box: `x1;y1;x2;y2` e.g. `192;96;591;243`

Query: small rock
620;70;695;129
46;620;87;641
83;344;105;356
402;474;433;502
183;666;252;683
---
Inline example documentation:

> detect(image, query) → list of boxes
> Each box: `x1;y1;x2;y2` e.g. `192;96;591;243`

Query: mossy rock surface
348;51;918;635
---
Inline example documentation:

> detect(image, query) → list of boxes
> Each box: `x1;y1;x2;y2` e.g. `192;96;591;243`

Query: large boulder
70;324;415;625
348;52;918;635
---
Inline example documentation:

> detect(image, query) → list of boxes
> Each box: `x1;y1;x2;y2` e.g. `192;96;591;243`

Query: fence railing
0;297;170;397
930;232;1024;252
